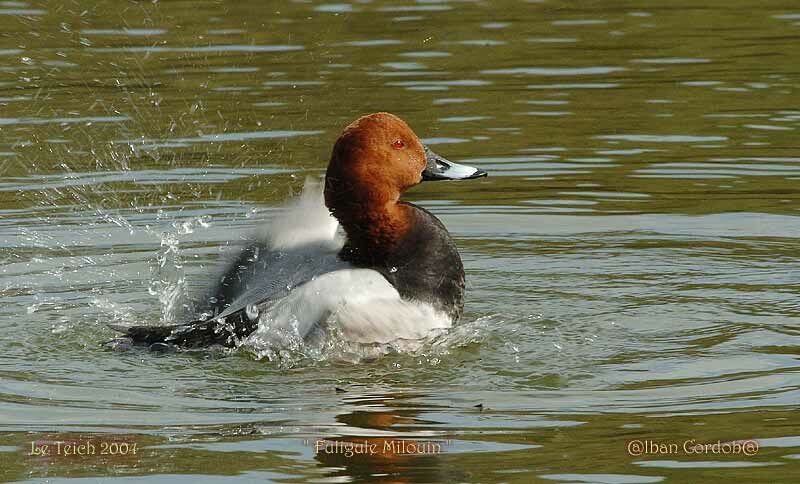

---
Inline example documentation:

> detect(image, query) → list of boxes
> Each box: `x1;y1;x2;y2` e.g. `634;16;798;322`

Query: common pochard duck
112;112;486;349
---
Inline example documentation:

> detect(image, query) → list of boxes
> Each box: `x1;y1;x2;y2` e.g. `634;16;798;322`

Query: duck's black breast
340;202;465;321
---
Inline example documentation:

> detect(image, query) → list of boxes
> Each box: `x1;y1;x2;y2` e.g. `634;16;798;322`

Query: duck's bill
422;146;487;181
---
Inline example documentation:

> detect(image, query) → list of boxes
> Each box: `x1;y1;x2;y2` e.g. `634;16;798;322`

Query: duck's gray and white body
112;180;451;348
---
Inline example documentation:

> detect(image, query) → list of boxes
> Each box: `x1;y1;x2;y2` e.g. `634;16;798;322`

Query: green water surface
1;0;799;482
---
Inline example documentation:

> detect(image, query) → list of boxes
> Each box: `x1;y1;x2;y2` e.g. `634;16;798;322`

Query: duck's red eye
392;139;405;149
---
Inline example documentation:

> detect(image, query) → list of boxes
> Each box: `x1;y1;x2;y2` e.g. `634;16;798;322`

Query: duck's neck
331;199;415;265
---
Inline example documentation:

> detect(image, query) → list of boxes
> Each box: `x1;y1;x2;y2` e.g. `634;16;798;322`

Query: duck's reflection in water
313;391;461;483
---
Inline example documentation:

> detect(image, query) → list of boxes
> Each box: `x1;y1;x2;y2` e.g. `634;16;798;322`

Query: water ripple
483;66;626;76
88;45;304;53
596;134;728;143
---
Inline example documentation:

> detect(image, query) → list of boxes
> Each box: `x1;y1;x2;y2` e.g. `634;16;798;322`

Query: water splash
147;230;186;323
240;313;499;368
89;298;135;325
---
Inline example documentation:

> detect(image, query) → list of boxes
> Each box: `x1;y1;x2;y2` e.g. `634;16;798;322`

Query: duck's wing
108;177;348;348
198;177;343;318
109;242;348;348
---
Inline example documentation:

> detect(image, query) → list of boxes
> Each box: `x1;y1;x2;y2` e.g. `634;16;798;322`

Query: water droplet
246;304;260;321
389;266;398;273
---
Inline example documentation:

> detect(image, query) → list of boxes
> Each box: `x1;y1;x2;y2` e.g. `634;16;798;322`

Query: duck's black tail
107;311;258;350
